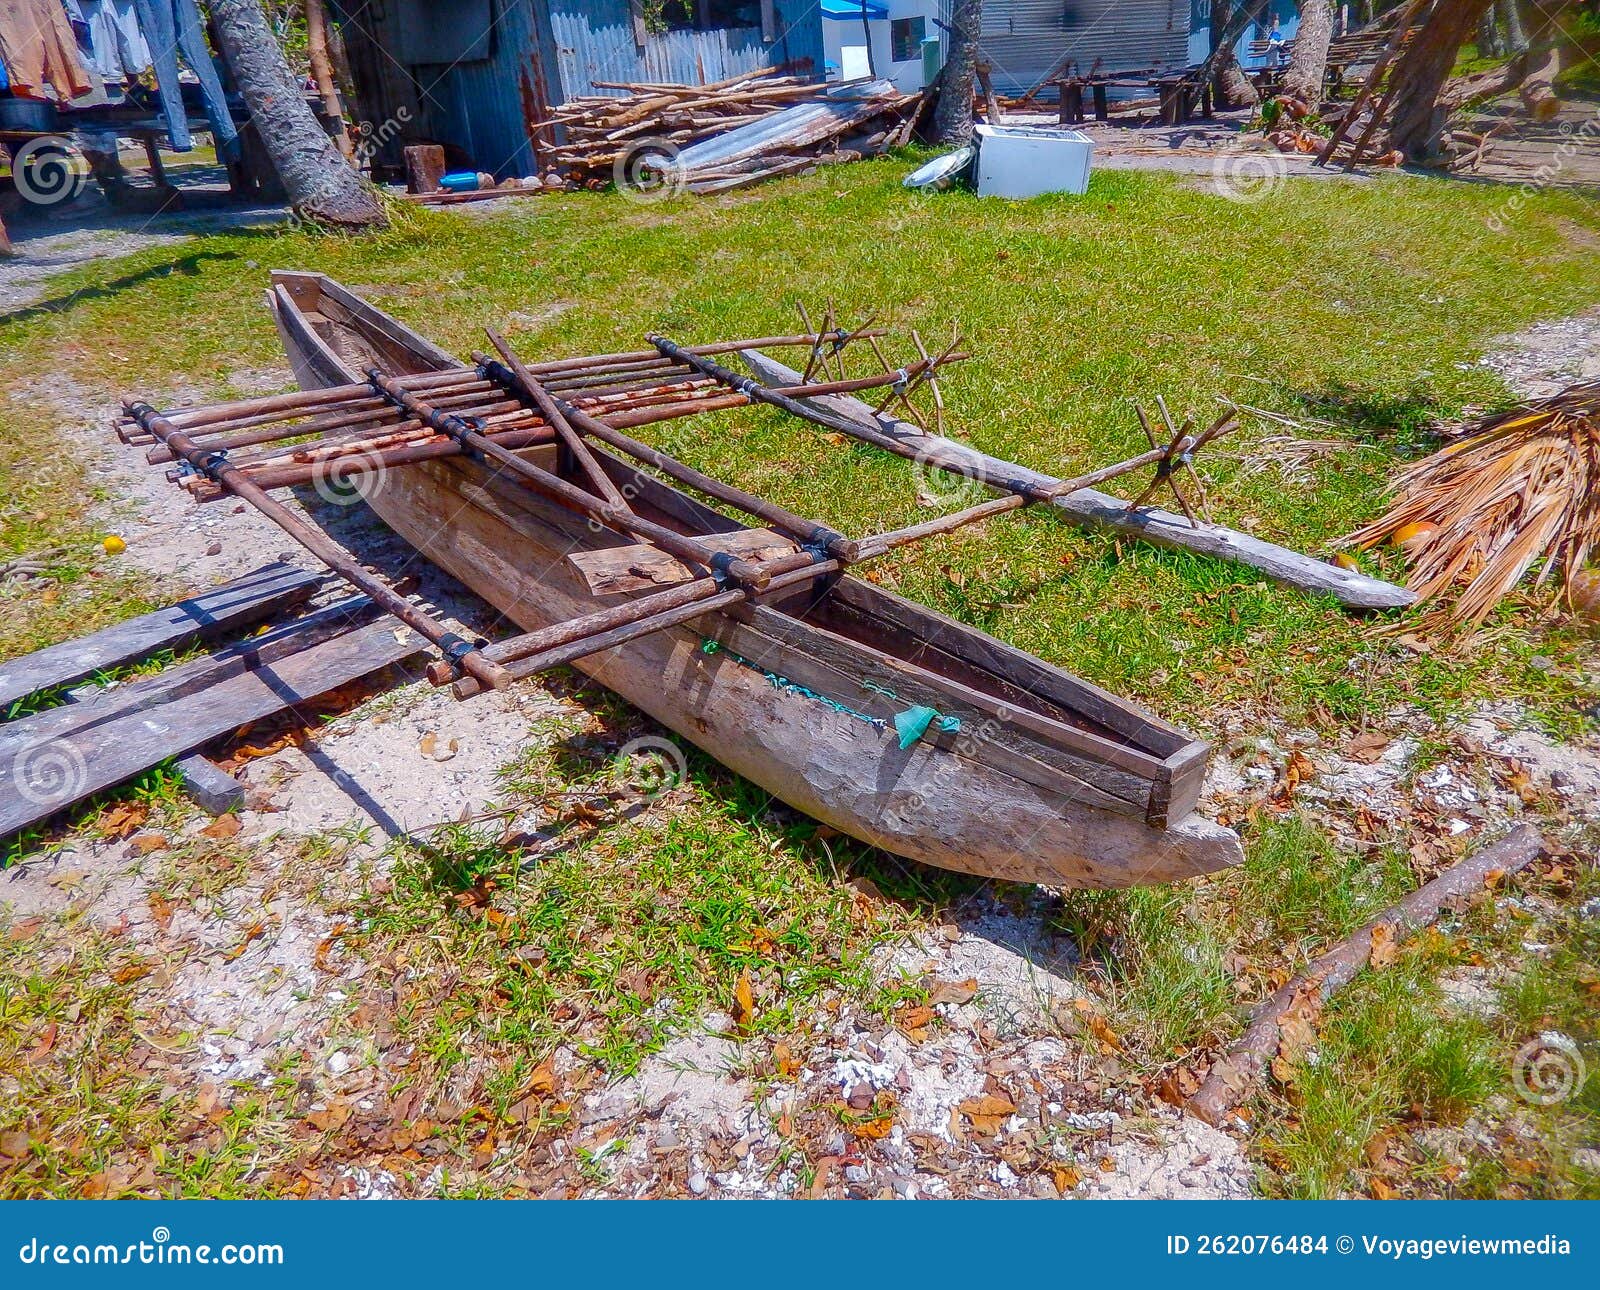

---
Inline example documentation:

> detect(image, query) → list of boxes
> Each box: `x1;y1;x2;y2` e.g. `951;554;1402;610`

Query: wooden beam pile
537;70;923;192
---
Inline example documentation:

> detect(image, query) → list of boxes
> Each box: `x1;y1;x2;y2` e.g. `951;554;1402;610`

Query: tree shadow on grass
1287;382;1465;455
0;249;240;328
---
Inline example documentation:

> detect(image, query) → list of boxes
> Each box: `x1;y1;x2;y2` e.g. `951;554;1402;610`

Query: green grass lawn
2;155;1597;1198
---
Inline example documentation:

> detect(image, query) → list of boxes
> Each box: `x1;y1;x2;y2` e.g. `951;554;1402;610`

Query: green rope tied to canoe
701;639;884;729
702;641;961;749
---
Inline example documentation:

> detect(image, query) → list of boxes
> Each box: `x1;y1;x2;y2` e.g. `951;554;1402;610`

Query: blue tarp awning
820;1;888;19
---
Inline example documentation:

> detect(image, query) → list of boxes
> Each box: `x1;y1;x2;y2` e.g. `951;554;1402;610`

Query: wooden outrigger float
122;271;1250;888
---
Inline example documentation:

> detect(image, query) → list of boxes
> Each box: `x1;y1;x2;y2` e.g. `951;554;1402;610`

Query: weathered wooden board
0;615;420;840
0;562;322;711
739;349;1416;611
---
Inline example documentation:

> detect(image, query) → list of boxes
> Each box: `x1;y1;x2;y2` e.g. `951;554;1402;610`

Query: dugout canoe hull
267;271;1243;888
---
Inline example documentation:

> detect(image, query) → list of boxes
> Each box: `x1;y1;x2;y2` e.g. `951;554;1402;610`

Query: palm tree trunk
210;0;385;229
1282;0;1336;104
933;0;981;144
1196;0;1274;92
1476;6;1502;57
1385;0;1493;161
1503;0;1528;51
1211;0;1261;107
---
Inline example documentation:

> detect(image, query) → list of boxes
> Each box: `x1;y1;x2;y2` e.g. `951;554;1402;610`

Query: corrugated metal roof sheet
673;78;900;171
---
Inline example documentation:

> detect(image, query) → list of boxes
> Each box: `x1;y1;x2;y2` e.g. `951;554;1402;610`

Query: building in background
820;1;943;91
976;2;1195;94
331;0;823;180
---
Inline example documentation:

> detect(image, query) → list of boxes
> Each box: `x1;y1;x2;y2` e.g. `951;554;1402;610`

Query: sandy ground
1;168;286;316
1004;106;1363;183
3;219;1598;1197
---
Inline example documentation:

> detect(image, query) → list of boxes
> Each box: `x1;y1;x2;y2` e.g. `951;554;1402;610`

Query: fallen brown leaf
200;814;241;841
221;921;268;962
147;893;176;931
306;1103;352;1133
314;923;350;972
1343;730;1391;764
732;971;755;1029
927;977;979;1007
958;1093;1016;1136
1368;921;1400;969
29;1022;57;1062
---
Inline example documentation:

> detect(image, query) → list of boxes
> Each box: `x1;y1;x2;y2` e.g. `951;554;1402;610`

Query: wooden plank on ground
0;562;323;711
0;616;421;839
739;350;1415;612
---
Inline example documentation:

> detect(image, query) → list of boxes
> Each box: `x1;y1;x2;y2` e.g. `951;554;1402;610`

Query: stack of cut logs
535;68;923;193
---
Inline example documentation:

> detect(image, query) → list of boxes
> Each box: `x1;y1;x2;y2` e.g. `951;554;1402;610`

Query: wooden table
1056;73;1212;127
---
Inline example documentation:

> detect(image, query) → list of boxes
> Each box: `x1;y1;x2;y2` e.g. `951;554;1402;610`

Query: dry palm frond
1346;379;1600;628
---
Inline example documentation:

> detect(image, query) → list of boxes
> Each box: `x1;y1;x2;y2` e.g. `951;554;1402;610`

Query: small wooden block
565;529;798;595
176;755;246;816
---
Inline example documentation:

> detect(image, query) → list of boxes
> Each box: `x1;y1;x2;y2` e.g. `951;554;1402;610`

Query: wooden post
1092;81;1109;120
403;143;446;194
1158;78;1182;125
976;61;1003;122
1058;79;1084;124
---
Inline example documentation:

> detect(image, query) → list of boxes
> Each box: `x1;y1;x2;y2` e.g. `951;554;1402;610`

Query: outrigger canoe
258;271;1242;888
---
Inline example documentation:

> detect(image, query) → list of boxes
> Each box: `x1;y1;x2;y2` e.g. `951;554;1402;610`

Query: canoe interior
266;271;1212;828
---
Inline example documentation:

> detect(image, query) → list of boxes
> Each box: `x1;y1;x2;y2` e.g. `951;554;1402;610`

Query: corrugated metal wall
426;0;553;178
978;0;1192;91
332;1;823;181
547;3;821;99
